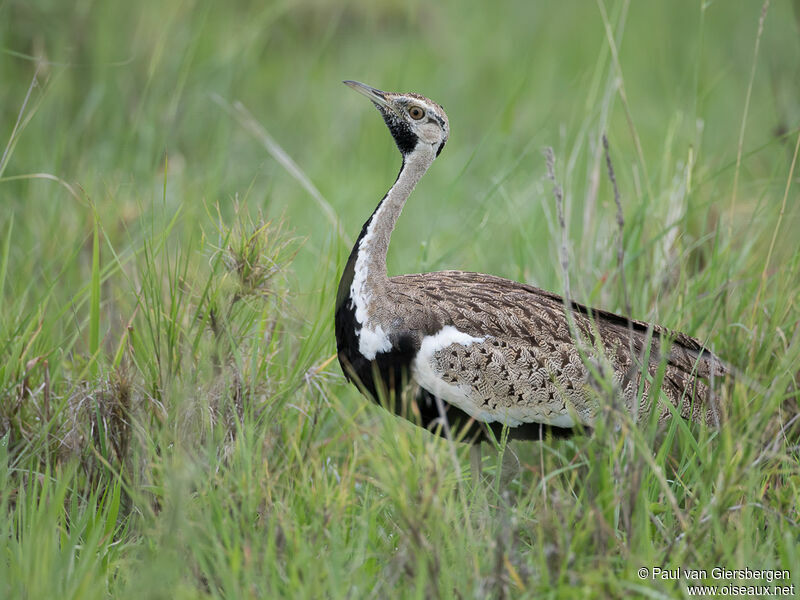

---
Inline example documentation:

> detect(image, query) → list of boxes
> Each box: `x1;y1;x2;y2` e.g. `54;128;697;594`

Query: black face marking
376;105;418;155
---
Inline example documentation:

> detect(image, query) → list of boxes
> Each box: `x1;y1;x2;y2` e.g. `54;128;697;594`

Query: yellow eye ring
408;106;425;120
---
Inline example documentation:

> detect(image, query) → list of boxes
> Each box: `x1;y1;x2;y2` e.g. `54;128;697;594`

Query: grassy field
1;0;799;597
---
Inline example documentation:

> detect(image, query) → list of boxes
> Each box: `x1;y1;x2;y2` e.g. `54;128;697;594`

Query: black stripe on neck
334;157;406;313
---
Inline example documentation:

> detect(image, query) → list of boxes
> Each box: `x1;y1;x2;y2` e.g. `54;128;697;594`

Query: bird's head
344;80;449;158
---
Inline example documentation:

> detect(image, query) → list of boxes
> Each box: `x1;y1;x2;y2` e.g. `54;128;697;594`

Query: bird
334;80;727;453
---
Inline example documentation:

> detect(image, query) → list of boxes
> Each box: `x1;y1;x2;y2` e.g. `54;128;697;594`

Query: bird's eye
408;106;425;120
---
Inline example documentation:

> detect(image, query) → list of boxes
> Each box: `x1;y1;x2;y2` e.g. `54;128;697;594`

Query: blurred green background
2;1;799;598
2;0;798;306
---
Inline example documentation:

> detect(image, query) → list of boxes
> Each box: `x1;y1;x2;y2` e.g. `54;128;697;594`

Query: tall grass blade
90;213;101;378
0;215;12;301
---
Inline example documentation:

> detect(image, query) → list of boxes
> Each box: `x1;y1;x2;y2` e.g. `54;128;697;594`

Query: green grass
1;0;799;597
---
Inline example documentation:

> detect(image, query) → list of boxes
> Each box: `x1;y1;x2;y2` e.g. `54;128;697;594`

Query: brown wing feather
384;270;726;426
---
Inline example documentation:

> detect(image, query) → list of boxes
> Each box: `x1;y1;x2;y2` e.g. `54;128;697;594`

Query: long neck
358;146;435;284
336;144;435;330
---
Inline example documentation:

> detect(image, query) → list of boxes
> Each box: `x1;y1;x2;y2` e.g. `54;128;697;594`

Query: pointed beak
343;80;399;115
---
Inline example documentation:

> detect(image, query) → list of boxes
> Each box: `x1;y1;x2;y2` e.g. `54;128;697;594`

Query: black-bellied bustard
334;81;726;469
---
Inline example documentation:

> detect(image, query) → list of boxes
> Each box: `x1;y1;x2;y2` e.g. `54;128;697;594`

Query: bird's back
382;270;726;429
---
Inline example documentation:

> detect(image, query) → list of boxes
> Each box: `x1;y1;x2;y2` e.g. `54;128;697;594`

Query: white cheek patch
417;123;442;145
